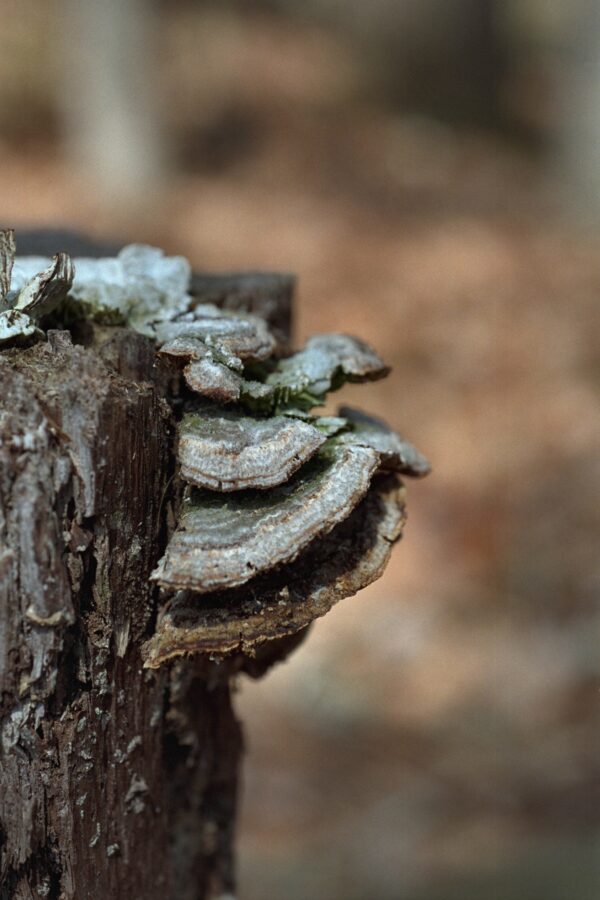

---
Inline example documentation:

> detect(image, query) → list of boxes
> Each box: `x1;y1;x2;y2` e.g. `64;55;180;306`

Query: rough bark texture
0;329;240;899
0;233;296;900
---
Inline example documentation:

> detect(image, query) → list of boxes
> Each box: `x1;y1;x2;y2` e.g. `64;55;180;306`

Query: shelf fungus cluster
144;303;430;669
0;229;74;346
3;231;429;670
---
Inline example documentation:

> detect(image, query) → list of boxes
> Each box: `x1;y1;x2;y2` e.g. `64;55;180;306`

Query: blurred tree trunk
274;0;507;123
557;0;600;221
376;0;506;123
60;0;169;208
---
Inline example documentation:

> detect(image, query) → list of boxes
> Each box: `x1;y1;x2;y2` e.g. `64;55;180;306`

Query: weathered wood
0;330;242;899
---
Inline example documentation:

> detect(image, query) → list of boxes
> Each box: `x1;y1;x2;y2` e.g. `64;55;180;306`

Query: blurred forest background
1;1;598;898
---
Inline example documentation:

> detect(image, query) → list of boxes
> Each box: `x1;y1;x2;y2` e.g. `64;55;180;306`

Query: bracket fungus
338;406;431;478
157;332;277;404
155;306;277;363
178;408;327;491
143;476;405;666
151;442;381;593
158;332;391;416
148;268;428;661
2;230;429;669
0;229;74;346
13;252;75;319
264;333;390;409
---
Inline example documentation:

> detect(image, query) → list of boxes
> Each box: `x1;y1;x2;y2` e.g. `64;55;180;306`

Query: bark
0;234;294;899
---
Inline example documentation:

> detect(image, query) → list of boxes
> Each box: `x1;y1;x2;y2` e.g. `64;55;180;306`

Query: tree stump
0;231;424;900
0;233;295;900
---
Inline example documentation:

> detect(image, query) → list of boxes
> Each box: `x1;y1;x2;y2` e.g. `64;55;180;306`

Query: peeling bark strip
0;229;15;305
1;232;429;898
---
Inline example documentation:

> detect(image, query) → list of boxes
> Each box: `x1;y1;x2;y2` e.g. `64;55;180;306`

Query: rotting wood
0;331;245;899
